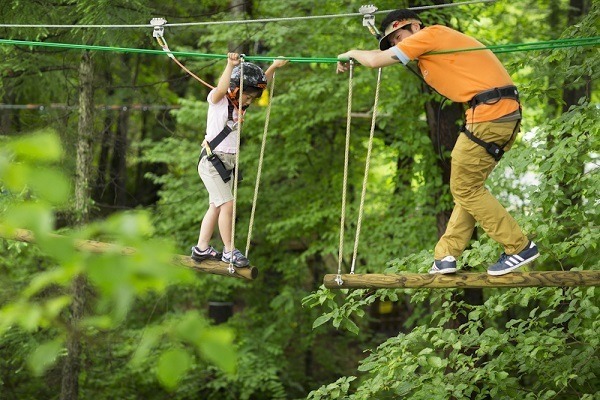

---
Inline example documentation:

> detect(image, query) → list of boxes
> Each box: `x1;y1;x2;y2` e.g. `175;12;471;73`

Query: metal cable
0;1;497;29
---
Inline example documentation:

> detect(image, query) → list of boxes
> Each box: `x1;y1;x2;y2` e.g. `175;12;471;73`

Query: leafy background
0;0;598;399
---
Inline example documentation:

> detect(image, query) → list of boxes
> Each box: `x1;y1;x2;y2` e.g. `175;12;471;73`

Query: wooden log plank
323;271;600;289
1;228;257;280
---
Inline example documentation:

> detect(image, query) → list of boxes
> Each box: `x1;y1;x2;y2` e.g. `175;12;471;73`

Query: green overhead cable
428;36;600;55
0;36;598;63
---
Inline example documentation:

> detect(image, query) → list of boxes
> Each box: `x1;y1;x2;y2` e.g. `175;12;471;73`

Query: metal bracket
359;5;381;39
150;17;167;38
227;264;235;274
334;274;344;286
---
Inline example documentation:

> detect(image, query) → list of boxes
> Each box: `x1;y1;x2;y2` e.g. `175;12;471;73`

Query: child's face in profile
241;92;260;107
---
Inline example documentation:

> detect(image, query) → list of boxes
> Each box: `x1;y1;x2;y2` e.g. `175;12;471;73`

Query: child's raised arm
265;57;289;84
211;53;241;103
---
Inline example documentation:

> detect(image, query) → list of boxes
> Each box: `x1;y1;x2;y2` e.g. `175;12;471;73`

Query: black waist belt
462;85;521;161
469;85;519;108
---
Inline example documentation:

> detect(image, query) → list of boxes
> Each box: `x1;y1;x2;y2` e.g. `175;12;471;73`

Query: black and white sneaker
222;248;250;268
429;256;458;274
191;246;222;262
487;241;539;276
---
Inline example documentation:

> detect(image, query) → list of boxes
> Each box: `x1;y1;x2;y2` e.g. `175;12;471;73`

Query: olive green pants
434;120;529;259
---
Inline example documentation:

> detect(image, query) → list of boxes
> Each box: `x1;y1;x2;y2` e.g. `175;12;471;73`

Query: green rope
0;36;598;63
428;36;600;55
0;38;339;63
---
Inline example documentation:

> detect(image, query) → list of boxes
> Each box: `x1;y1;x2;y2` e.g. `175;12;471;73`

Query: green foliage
0;132;237;394
1;0;599;399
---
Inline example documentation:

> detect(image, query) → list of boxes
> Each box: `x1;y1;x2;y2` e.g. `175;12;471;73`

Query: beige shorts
198;152;236;207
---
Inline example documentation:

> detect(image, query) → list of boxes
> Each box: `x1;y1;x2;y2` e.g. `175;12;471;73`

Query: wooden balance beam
323;270;600;289
0;228;258;280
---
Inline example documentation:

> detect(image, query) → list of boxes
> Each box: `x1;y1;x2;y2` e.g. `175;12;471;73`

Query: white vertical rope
229;60;244;271
245;72;276;256
350;68;382;274
336;60;354;285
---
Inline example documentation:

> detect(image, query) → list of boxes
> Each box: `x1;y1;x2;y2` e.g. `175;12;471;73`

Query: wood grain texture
323;271;600;289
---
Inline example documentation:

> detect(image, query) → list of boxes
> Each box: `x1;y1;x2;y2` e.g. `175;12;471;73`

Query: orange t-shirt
397;25;519;123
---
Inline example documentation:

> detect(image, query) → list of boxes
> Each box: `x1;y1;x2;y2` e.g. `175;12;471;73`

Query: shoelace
497;253;509;263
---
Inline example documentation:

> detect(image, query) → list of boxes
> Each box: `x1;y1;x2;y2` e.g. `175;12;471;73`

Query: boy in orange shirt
336;9;538;276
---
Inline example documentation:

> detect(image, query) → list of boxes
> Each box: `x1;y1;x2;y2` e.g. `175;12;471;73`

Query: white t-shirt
205;89;240;154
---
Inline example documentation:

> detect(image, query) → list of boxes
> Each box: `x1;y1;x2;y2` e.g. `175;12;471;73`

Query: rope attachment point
359;5;381;39
150;18;167;38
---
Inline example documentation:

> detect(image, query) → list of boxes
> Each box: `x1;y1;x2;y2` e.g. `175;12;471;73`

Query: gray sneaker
429;256;458;274
487;241;539;276
222;248;250;268
191;245;222;262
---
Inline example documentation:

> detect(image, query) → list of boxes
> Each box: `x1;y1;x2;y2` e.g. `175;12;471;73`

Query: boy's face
389;25;414;47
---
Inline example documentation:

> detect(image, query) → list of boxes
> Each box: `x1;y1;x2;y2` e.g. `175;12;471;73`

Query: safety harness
462;85;521;161
151;18;244;183
199;101;244;183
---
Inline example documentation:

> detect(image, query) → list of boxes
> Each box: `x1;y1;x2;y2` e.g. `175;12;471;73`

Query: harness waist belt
469;85;519;108
199;149;242;183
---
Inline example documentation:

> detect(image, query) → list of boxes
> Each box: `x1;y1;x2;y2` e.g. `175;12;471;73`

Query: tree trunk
94;112;114;206
0;80;17;135
229;0;252;53
109;108;129;208
60;50;94;400
424;95;462;238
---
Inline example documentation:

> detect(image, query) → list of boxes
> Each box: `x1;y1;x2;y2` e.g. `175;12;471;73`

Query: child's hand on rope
227;52;241;67
271;56;289;69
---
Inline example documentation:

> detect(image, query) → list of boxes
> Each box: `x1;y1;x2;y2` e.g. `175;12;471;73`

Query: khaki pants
434;120;529;259
198;152;236;207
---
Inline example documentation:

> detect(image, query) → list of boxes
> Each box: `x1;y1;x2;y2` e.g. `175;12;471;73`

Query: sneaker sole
487;253;540;276
191;254;222;262
429;267;458;275
221;258;250;268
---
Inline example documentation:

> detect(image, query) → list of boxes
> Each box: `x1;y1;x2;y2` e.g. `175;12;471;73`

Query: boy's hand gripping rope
150;17;215;90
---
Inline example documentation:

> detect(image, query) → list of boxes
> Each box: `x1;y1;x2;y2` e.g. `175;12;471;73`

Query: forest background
0;0;598;399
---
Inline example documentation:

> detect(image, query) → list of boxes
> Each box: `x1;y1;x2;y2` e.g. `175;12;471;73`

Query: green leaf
156;348;192;390
27;339;64;376
9;130;64;162
197;327;237;375
427;356;444;368
312;313;332;329
26;168;70;204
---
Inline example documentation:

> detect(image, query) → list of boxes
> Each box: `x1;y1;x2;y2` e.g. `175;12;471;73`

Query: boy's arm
336;48;400;72
211;53;240;103
265;57;289;83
